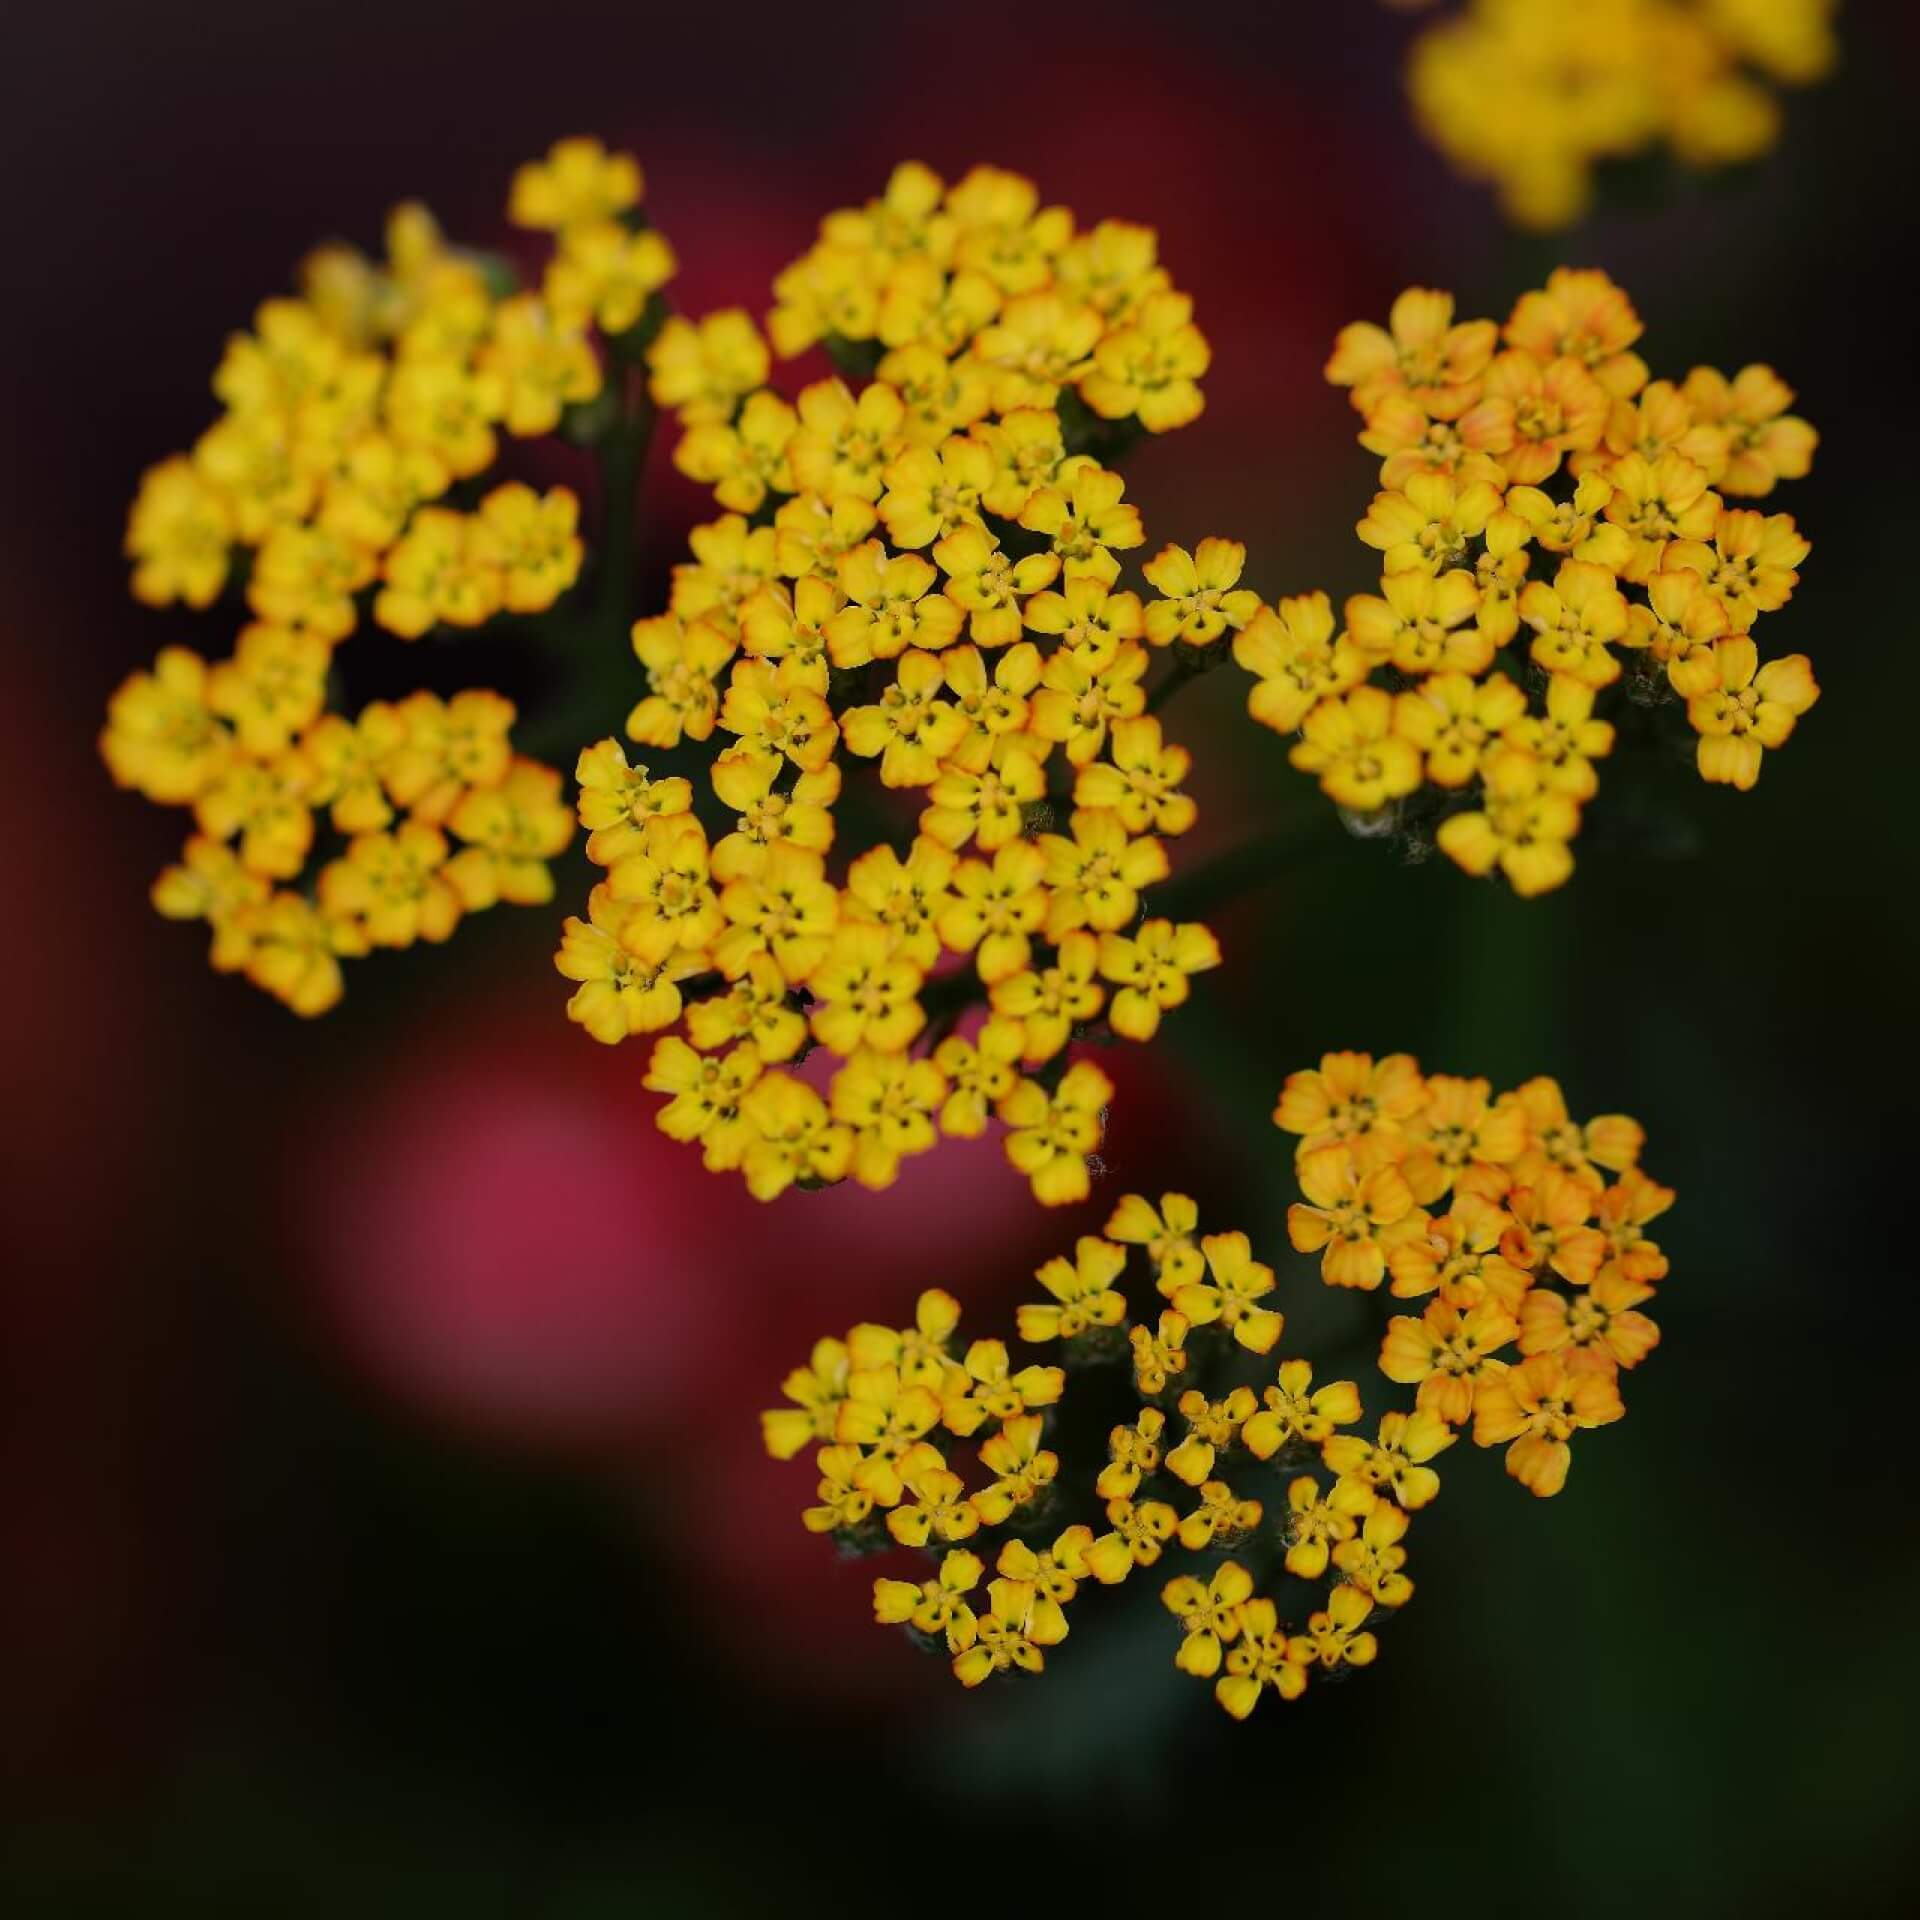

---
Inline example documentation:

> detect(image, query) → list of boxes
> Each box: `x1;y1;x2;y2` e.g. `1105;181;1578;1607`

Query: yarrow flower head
763;1050;1676;1717
1234;269;1819;895
553;161;1260;1208
103;140;685;1010
1393;0;1840;230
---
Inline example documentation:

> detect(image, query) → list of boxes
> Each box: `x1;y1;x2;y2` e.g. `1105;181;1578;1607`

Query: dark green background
3;1;1912;1911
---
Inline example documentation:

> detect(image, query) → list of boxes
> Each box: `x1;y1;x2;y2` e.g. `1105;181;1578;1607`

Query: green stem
593;373;656;647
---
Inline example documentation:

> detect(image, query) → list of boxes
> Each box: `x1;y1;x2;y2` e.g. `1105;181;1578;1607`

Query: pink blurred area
298;984;1227;1697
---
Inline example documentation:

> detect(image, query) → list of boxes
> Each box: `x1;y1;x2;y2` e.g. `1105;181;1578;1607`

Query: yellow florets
765;1056;1674;1712
557;163;1240;1209
1234;269;1819;895
103;142;665;1009
1394;0;1840;229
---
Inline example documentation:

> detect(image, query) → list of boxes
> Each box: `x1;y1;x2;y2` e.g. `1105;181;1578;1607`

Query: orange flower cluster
761;1050;1676;1716
1276;1050;1671;1497
1236;269;1818;894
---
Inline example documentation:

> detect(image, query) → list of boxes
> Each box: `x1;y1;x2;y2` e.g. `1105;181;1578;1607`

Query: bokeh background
4;2;1915;1911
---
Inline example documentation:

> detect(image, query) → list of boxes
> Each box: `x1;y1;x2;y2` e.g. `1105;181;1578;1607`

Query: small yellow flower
1084;1497;1179;1585
319;820;464;948
1097;1407;1167;1500
1017;1234;1127;1344
1290;686;1424;812
554;885;702;1045
648;310;770;425
1241;1359;1364;1460
829;542;967;667
1214;1596;1309;1717
445;759;575;909
830;1047;946;1190
150;836;268;972
1129;1311;1190;1398
1288;1581;1378;1672
1281;1473;1374;1580
126;458;233;609
971;1414;1060;1525
873;1548;982;1642
998;1060;1113;1207
238;891;369;1017
101;648;232;804
1172;1231;1283;1355
760;1336;850;1461
1096;918;1220;1042
1141;538;1261;647
478;295;601;437
545;219;675;336
1165;1386;1258;1488
1161;1562;1254;1679
468;483;584;614
1105;1192;1203;1297
508;137;642;230
951;1575;1068;1687
1323;1407;1456;1511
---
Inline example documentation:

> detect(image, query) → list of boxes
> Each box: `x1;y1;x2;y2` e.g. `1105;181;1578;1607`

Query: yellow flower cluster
104;137;676;1010
123;682;572;1015
1397;0;1840;229
762;1050;1676;1715
556;163;1245;1207
1234;269;1819;895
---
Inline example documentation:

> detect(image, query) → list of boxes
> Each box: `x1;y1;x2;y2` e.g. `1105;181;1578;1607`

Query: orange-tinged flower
1519;558;1628;688
1288;1143;1424;1291
1379;1297;1518;1426
1357;472;1503;575
1326;287;1497;421
1461;349;1608;486
1387;1190;1532;1315
1505;271;1647;401
1603;450;1722;583
1232;591;1368;736
1687;637;1819;790
1472;1350;1624;1497
1290;686;1424;812
1681;364;1817;498
1519;1268;1661;1375
1274;1050;1427;1158
1625;567;1733;698
1501;1170;1608;1288
1346;568;1491;677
